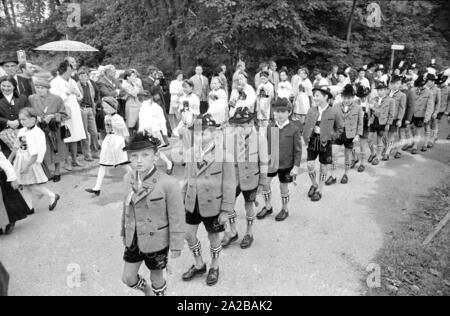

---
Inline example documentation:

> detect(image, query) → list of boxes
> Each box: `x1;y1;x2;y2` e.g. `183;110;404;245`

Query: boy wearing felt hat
182;114;236;287
426;74;442;148
257;98;301;219
403;76;434;154
385;75;407;160
222;107;268;249
328;84;363;185
367;82;395;165
121;132;185;296
303;85;343;202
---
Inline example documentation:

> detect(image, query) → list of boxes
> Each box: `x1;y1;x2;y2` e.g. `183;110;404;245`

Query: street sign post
390;44;405;71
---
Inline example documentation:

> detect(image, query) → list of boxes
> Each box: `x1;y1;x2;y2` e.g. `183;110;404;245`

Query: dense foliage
1;0;449;77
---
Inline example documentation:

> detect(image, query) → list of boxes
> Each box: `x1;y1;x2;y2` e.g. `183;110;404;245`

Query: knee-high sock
32;185;56;204
359;140;366;165
93;166;107;191
152;282;167;297
159;152;172;170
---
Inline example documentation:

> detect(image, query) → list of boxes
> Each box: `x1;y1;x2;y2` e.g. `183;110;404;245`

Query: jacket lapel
131;169;159;205
196;141;216;177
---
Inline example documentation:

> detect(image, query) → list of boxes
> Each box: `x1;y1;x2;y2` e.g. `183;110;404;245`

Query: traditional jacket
369;96;396;126
390;90;407;121
226;125;269;190
410;87;434;121
121;168;185;253
183;129;236;217
268;121;302;172
303;106;344;145
429;86;442;117
440;85;450;113
334;101;364;138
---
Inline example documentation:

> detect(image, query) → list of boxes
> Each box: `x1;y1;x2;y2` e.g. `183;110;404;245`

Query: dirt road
1;123;449;296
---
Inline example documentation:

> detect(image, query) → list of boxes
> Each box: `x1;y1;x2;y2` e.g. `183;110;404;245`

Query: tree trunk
8;0;17;27
1;0;12;26
346;0;358;54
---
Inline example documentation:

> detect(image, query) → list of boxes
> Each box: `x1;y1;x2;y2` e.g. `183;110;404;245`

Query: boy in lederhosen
384;75;407;160
303;85;344;202
352;85;372;173
426;74;442;148
121;133;185;296
367;82;395;165
404;76;435;154
222;107;268;249
435;74;449;140
182;114;236;287
257;98;301;220
400;77;416;152
256;71;275;129
327;84;363;185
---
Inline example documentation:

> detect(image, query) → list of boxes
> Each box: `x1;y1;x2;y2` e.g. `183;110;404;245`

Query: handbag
61;124;71;139
0;128;19;151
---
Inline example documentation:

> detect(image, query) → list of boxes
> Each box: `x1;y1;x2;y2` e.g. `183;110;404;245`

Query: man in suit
0;53;19;77
0;261;9;296
78;68;101;161
190;65;209;114
182;114;235;287
16;62;36;97
303;85;344;202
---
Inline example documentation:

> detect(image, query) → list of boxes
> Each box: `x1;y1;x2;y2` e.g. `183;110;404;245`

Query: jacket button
150;232;154;236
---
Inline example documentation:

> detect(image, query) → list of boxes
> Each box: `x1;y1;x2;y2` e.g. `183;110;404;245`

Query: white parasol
34;40;98;53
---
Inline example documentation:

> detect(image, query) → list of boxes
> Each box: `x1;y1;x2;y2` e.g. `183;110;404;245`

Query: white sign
391;44;405;51
67;3;81;28
17;50;27;64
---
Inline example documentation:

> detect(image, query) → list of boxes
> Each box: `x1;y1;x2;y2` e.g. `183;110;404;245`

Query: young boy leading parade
121;133;185;296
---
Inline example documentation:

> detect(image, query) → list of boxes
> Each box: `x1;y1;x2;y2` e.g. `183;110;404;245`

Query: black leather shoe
256;207;273;220
368;154;376;163
427;143;434;149
372;157;380;166
222;233;239;248
182;265;207;282
27;208;35;216
53;175;61;183
206;268;220;286
311;192;322;202
86;189;101;196
325;177;337;186
308;185;318;198
341;175;349;184
394;152;402;159
5;222;15;235
411;148;418;155
421;146;428;152
240;235;254;249
358;165;366;173
382;155;390;162
166;163;174;175
275;209;289;222
49;194;60;211
350;159;359;169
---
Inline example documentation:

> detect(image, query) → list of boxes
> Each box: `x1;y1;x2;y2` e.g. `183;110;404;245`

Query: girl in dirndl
86;97;132;196
138;89;174;175
10;108;60;213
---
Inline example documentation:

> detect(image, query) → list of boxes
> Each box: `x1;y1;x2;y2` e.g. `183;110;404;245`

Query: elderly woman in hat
29;79;69;182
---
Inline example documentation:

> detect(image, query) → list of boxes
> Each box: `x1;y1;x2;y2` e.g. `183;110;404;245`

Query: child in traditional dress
367;82;395;165
257;99;301;220
121;132;185;296
292;68;314;127
172;80;199;137
207;77;228;125
353;86;372;173
277;69;294;101
138;89;174;175
255;71;274;128
86;97;132;196
10;108;60;212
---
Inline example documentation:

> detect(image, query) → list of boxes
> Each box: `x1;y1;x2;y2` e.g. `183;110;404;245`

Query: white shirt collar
3;94;14;103
276;120;290;130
